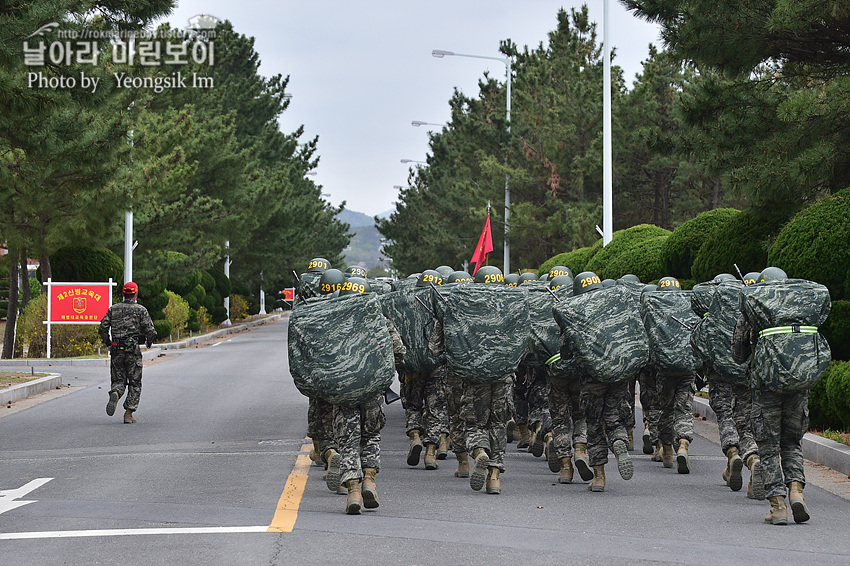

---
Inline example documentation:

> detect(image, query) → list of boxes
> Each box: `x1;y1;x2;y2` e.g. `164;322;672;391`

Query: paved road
1;320;848;565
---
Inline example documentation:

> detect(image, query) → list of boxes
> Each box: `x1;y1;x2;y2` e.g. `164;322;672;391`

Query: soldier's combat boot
516;424;531;449
345;480;362;515
788;481;809;523
325;449;342;492
726;447;743;491
424;443;439;470
642;425;653;454
436;433;449;460
361;468;379;509
529;422;544;456
106;391;119;416
309;440;324;467
574;443;593;481
764;495;787;525
546;435;560;473
407;430;423;466
506;419;516;443
589;465;606;492
652;440;663;462
661;443;675;468
454;452;469;478
627;428;635;452
123;409;136;424
485;467;501;494
613;439;634;480
469;448;490;491
558;457;574;484
676;439;690;474
747;455;766;500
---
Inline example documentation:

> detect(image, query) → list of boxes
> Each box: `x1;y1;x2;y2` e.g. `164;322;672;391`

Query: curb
0;373;62;405
0;314;286;367
692;396;850;477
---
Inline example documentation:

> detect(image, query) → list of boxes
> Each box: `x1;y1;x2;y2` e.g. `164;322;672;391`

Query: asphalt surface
1;319;849;566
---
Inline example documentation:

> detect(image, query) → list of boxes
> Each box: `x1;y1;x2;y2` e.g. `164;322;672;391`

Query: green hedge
600;235;669;282
538;241;603;277
585;224;671;279
47;246;124;283
767;187;850;301
153;319;172;340
824;360;850;429
661;208;741;279
809;368;838;429
821;300;850;361
691;210;787;282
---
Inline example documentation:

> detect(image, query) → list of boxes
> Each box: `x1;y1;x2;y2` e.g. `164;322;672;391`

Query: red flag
469;212;494;275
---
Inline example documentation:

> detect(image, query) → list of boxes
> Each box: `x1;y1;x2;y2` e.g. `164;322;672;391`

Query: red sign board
49;284;112;323
282;287;296;302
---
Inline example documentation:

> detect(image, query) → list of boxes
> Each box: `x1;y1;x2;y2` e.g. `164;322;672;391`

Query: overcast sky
162;1;661;217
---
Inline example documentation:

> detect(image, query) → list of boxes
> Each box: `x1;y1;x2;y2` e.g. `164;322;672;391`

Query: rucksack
641;290;701;374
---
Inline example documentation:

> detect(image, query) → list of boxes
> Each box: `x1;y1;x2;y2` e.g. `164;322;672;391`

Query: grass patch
809;428;850;447
0;372;50;390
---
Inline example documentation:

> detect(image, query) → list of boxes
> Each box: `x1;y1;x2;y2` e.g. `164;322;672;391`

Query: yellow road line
267;442;312;533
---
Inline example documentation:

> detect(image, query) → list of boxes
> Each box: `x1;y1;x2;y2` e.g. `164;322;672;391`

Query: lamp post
411;120;444;128
400;159;426;165
602;0;613;246
433;49;512;274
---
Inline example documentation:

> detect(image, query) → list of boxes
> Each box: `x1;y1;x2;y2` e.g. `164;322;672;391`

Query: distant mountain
336;209;385;270
337;209;376;228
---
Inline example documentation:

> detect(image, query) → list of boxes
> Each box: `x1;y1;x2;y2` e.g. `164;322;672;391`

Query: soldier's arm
98;308;112;345
385;316;406;369
731;315;754;364
428;317;444;358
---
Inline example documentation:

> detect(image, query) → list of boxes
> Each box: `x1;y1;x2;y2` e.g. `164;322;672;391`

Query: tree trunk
19;249;30;309
39;251;52;281
712;178;721;209
2;256;19;359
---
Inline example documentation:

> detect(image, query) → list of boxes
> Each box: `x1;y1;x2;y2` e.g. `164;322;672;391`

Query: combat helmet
602;278;616;288
345;265;368;278
549;274;573;290
548;265;573;279
573;271;603;295
474;266;504;284
307;258;330;273
319;268;345;294
642;284;658;293
504;273;520;287
743;271;761;286
435;265;454;278
417;269;443;287
447;270;473;283
657;276;681;291
518;272;539;284
539;273;549;282
758;267;788;282
340;276;371;296
713;273;737;283
618;274;640;284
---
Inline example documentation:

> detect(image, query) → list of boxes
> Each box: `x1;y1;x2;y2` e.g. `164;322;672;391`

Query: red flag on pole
469;211;494;275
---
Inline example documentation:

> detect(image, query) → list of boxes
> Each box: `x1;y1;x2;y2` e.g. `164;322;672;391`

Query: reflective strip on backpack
545;353;561;366
758;325;818;339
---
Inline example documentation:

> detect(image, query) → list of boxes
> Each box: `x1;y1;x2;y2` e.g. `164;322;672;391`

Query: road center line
0;526;269;540
267;442;312;533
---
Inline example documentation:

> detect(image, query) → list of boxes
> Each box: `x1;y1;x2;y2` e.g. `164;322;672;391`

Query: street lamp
400;159;425;164
411;120;444;128
305;171;317;176
433;48;513;274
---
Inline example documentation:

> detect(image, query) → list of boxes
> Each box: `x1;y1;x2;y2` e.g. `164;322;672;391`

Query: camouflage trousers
709;375;758;460
751;389;809;498
333;394;386;485
657;372;696;446
546;374;586;459
580;379;630;466
401;367;449;445
307;396;337;456
444;366;466;454
461;377;510;471
513;365;551;433
638;365;661;443
109;350;143;412
624;376;637;431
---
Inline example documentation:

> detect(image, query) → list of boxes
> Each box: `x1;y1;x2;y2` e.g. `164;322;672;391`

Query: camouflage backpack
367;278;393;295
380;287;440;373
641;290;701;375
295;271;322;304
523;283;573;375
688;281;717;364
288;293;396;406
553;286;649;384
442;285;531;384
740;279;832;392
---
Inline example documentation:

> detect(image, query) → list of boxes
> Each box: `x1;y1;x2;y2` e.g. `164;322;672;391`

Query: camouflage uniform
98;298;156;413
513;364;551;434
401;365;449;445
656;371;696;446
307;397;337;457
429;319;466;454
638;365;661;444
460;377;510;471
580;379;631;466
707;368;757;461
546;373;586;459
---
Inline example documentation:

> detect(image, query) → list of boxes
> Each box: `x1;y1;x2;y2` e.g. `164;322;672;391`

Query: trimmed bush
821;300;850;361
825;360;850;429
661;208;741;279
585;224;671;278
208;264;232;298
163;290;191;336
538;242;602;277
809;366;838;429
599;235;669;282
153;319;172;340
47;246;123;284
767;188;850;301
691;210;787;283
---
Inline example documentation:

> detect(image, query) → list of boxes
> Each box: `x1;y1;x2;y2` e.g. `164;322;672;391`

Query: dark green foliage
679;279;696;290
210;306;228;324
538;241;601;277
825;360;850;429
187;309;200;332
199;271;216;293
691;210;787;283
767;188;850;301
661;208;741;278
153;319;172;340
585;224;671;278
48;246;123;284
139;280;166;299
601;235;669;282
808;367;838;429
821;301;850;362
207;266;232;298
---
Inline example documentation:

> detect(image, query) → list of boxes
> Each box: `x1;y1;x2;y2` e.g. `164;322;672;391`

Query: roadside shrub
661;208;741;279
207;264;232;298
599;235;669;282
153;319;172;340
538;241;602;277
163;290;191;336
821;300;850;361
691;210;787;283
230;294;249;320
46;246;124;284
825;360;850;429
809;365;838;429
585;224;671;278
767;188;850;301
16;294;99;358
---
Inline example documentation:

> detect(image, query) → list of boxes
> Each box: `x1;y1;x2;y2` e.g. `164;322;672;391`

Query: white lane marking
0;478;53;516
210;338;233;347
0;526;270;540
